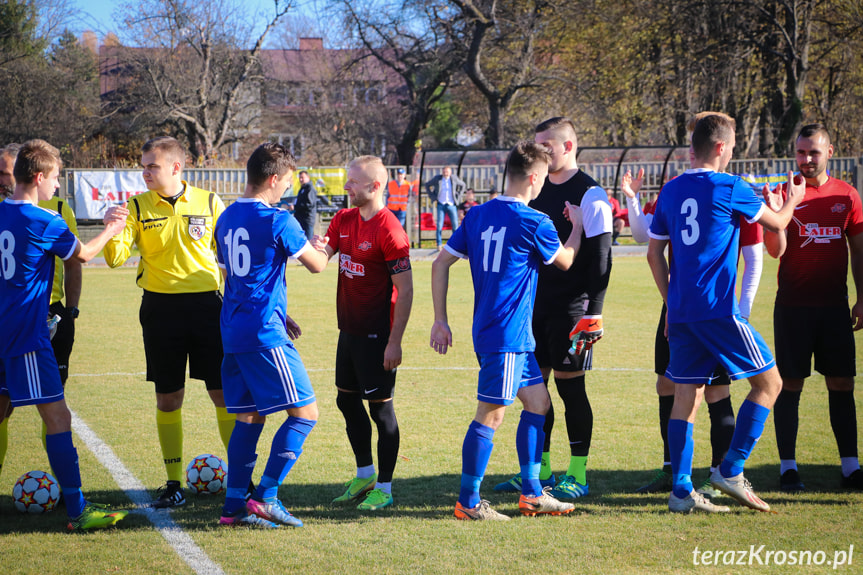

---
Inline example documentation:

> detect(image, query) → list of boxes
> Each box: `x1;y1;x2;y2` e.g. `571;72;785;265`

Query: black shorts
335;331;396;400
139;290;224;394
654;303;730;385
774;303;856;379
49;301;75;384
532;308;592;372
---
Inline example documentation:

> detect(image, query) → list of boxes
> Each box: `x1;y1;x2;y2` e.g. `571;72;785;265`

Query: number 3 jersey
0;200;79;357
648;169;765;323
445;196;562;354
215;198;309;353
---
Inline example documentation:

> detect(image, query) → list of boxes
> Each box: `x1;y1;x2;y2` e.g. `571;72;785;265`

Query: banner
739;173;787;191
73;171;147;219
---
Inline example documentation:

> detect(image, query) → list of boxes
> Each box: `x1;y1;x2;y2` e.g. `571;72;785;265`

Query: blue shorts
476;351;544;405
0;347;65;407
221;343;316;416
666;315;775;385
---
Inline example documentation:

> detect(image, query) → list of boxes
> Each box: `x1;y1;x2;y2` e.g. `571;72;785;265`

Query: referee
103;136;232;508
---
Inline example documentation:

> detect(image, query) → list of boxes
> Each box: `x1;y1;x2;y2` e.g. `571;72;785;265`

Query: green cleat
695;476;721;499
357;488;393;510
67;503;129;532
550;475;589;499
635;469;672;494
332;474;378;504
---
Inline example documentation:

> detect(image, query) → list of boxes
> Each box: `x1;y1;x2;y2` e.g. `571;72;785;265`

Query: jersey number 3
480;225;506;273
680;198;700;245
223;228;250;277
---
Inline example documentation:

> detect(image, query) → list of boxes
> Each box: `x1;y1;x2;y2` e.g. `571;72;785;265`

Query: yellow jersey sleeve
37;197;79;304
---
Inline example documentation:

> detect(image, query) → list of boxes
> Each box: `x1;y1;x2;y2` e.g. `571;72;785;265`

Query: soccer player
215;143;330;528
623;112;764;497
431;141;583;520
313;155;413;511
647;114;804;513
0;139;129;530
495;117;612;498
102;136;233;508
764;123;863;491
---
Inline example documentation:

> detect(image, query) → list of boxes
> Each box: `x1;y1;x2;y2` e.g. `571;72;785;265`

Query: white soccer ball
13;470;61;514
186;454;227;495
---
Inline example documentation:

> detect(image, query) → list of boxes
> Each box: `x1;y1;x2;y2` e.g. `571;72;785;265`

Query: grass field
1;254;861;574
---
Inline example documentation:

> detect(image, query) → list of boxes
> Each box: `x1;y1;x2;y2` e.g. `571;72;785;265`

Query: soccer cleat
357;488;393;510
668;491;730;514
550;475;589;499
332;474;377;504
454;500;510;521
695;476;721;499
152;480;186;509
779;469;805;492
519;486;575;516
492;473;556;493
219;509;280;529
635;469;672;494
67;503;129;532
246;498;303;527
710;469;769;512
841;469;863;489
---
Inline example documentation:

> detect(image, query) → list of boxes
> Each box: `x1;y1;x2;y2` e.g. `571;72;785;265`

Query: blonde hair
349;155;388;186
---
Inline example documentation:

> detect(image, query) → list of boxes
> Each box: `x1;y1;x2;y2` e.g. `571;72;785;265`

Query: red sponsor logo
339;254;365;277
795;218;842;247
91;187;146;201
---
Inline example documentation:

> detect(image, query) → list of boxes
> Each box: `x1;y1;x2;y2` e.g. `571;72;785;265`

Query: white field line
69;407;226;575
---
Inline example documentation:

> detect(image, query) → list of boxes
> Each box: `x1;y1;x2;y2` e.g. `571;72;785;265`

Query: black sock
774;389;801;461
659;394;674;469
556;374;592;457
829;390;858;459
336;391;373;468
707;395;735;468
369;400;400;483
541;378;553;452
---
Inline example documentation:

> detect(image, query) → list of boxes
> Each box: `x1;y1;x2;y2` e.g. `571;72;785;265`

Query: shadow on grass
1;463;859;533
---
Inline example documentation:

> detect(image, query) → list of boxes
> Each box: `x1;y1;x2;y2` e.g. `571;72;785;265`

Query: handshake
568;315;603;356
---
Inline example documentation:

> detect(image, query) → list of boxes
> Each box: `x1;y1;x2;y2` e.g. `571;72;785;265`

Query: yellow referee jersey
39;196;78;304
103;182;224;294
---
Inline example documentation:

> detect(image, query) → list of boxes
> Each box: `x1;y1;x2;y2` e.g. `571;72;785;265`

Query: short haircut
798;123;831;144
535;116;578;142
349;155;387;185
687;111;736;133
506;141;551;179
13;139;62;184
141;136;187;168
691;114;736;160
1;143;21;161
246;142;297;187
298;170;309;178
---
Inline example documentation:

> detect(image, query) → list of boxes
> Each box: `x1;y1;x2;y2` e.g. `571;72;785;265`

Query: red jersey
776;177;863;306
326;207;411;337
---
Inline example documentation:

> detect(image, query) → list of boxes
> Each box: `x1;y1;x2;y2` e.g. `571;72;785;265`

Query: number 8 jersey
445;195;562;354
648;169;765;323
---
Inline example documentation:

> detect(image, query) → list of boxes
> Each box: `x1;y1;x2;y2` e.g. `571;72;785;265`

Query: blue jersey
0;200;79;357
215;198;309;353
648;169;765;323
446;196;562;353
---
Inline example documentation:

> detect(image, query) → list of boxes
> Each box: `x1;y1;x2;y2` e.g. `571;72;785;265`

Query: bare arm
384;269;413;370
756;173;805;233
552;201;584;270
849;232;863;331
297;242;331;273
101;203;136;267
73;208;129;263
647;238;670;303
430;250;459;354
62;258;82;308
762;183;788;258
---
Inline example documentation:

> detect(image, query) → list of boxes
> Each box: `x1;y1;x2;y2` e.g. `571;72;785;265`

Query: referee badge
188;217;206;240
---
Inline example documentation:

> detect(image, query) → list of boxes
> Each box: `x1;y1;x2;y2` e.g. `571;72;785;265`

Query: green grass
1;256;861;574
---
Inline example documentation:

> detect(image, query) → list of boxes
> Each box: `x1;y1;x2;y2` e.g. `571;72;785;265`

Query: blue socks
668;419;694;499
45;431;85;518
459;421;495;509
516;410;545;497
223;421;264;516
256;416;316;503
720;400;770;478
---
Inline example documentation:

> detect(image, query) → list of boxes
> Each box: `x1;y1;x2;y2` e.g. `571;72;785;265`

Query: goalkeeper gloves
569;315;603;355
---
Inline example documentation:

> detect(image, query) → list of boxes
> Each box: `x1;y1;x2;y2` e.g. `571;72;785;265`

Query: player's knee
335;390;363;415
369;400;398;433
826;377;854;392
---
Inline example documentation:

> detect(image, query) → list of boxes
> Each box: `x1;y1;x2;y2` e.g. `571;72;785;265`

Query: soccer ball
186;454;227;495
13;470;61;514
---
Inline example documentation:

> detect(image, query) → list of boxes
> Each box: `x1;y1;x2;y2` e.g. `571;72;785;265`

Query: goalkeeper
494;117;612;499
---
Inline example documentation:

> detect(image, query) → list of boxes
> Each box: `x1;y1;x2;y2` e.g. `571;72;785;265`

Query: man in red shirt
315;155;413;510
765;123;863;491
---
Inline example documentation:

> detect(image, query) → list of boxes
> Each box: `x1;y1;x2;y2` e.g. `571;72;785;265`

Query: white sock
357;465;376;479
840;458;860;478
780;460;798;474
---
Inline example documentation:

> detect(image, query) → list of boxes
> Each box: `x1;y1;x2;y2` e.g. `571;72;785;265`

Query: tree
110;0;292;164
0;0;45;68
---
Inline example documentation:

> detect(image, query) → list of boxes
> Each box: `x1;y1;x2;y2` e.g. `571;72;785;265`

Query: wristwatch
68;306;80;319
